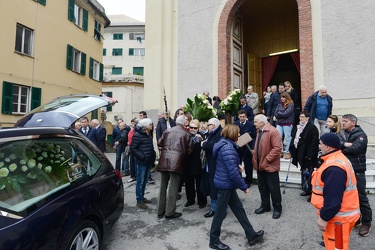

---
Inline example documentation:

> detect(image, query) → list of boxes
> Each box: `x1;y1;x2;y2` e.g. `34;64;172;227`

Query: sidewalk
103;153;375;250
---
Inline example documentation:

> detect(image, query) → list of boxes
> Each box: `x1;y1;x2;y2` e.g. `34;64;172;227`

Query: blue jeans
135;162;151;202
276;125;293;153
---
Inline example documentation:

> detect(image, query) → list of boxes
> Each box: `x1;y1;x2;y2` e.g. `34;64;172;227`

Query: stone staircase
252;158;375;194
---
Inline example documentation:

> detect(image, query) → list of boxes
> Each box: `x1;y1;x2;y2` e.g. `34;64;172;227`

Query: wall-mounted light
269;49;298;56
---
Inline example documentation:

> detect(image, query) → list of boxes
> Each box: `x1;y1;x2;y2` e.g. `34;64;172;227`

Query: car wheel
66;221;101;250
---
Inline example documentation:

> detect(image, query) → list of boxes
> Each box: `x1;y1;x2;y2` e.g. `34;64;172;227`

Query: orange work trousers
322;221;355;250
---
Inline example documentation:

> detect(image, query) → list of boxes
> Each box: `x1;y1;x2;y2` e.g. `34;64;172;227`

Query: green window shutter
112;67;122;75
99;63;104;82
89;57;93;79
106;92;113;111
82;9;88;31
133;67;144;76
80;52;86;75
66;44;73;70
37;0;46;6
31;87;42;110
68;0;75;22
91;110;98;119
103;48;106;56
2;81;14;114
129;48;134;55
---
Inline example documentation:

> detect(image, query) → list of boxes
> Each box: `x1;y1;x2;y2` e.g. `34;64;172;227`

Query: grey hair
318;85;328;91
91;119;100;126
342;114;358;124
208;118;221;128
176;115;186;125
271;85;277;90
137;118;153;130
255;114;268;124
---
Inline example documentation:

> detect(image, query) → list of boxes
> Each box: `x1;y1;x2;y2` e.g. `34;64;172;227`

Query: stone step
251;158;375;194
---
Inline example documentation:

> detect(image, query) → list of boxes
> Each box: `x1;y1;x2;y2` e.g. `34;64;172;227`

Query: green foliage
184;94;217;122
219;89;243;116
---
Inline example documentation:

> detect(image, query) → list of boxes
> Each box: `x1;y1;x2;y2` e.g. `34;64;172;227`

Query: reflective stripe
336;208;361;217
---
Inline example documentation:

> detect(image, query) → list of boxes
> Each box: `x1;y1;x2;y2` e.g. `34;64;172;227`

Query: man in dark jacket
91;119;107;152
303;85;333;136
79;116;97;145
156;110;176;141
267;83;285;126
234;109;257;187
130;118;156;209
202;118;223;218
235;97;254;122
112;119;124;172
338;114;372;237
157;115;193;219
115;122;130;175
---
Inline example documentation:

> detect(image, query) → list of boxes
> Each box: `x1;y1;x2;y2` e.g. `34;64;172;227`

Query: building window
94;20;102;41
103;48;106;56
35;0;46;5
113;33;123;40
102;92;113;111
66;44;86;75
2;81;42;114
68;0;88;31
112;67;122;75
129;33;145;41
133;67;144;76
129;48;145;56
112;48;123;56
15;24;34;56
89;58;103;82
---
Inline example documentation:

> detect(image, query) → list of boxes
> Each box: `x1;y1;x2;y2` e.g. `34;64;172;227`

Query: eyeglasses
299;116;306;118
207;124;214;127
190;127;198;130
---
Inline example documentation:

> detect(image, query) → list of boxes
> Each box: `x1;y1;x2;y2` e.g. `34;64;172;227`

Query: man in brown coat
157;115;193;219
252;114;283;219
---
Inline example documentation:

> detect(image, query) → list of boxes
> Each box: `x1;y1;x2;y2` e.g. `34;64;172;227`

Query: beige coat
246;92;259;114
252;123;282;172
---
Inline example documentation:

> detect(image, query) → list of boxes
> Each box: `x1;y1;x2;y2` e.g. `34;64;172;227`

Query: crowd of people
75;84;371;249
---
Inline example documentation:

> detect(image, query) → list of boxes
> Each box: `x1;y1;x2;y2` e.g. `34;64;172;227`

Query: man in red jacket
252;114;283;219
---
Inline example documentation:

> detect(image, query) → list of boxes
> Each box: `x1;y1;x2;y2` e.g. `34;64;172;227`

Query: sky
100;0;145;22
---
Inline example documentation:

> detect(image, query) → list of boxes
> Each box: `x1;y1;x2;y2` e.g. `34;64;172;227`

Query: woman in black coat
289;111;319;199
184;119;207;208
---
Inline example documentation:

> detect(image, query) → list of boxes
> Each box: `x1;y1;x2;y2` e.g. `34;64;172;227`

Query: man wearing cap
311;133;360;249
338;114;372;237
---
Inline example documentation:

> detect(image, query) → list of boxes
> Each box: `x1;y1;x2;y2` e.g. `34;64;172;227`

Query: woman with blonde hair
326;115;341;133
209;125;264;249
274;92;294;159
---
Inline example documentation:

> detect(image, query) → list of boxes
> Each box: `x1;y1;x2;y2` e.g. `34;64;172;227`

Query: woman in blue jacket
209;125;264;250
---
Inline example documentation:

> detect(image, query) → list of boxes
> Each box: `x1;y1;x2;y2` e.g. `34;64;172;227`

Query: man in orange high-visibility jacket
311;133;360;250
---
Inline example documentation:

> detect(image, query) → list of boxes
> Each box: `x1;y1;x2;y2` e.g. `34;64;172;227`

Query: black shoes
209;241;230;250
254;207;271;214
204;210;215;218
165;212;182;220
248;230;264;246
157;212;165;219
123;171;130;177
199;204;206;209
272;210;282;219
184;201;195;207
300;191;311;196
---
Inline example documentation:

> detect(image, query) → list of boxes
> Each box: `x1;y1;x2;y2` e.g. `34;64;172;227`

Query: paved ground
102;153;375;250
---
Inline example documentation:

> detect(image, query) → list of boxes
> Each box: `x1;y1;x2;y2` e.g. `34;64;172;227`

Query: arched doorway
218;0;313;106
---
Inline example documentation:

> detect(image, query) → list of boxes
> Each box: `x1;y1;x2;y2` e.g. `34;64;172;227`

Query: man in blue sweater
304;85;333;136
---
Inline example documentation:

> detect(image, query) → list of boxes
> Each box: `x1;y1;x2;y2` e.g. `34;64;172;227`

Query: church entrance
218;0;313;106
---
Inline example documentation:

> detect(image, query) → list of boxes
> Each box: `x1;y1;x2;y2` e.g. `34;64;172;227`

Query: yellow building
0;0;110;127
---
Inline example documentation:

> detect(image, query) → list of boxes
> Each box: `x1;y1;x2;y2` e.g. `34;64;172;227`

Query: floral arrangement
184;94;217;122
219;89;243;116
0;142;69;197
